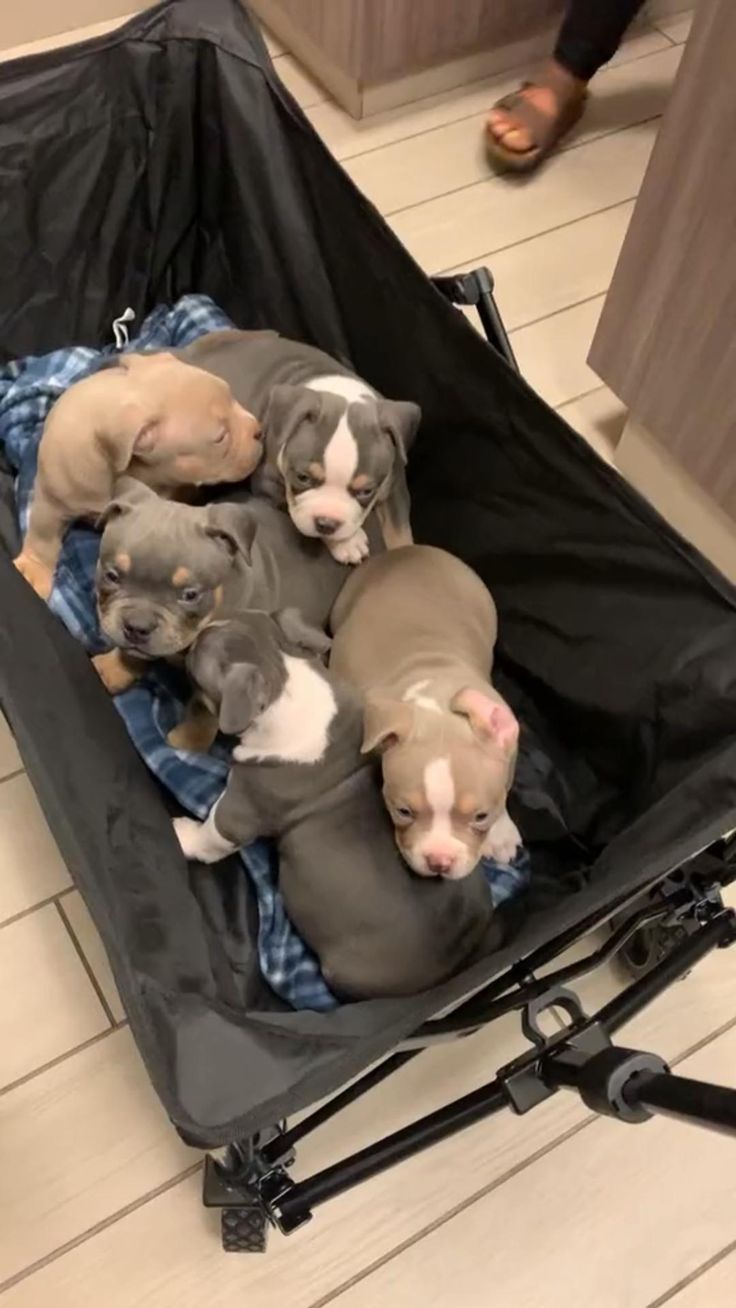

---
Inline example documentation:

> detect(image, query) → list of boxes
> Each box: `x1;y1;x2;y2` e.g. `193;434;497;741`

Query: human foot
486;61;587;172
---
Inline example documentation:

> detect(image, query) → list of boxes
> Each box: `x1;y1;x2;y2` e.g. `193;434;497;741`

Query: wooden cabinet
590;0;736;528
250;0;565;115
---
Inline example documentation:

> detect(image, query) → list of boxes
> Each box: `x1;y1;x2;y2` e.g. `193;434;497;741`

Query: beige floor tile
6;940;735;1308
0;774;71;923
511;295;605;408
655;10;695;43
260;25;283;57
390;120;656;274
307;26;671;164
271;52;327;109
557;385;628;463
455;200;634;333
0;1029;193;1287
0;1100;585;1308
0;907;108;1090
331;1027;736;1308
665;1247;736;1308
0;714;21;780
0;14;135;63
344;46;681;217
0;1012;585;1308
61;892;125;1024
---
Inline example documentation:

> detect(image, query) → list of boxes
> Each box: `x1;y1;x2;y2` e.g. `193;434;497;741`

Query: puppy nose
122;618;155;644
314;516;340;537
426;854;455;877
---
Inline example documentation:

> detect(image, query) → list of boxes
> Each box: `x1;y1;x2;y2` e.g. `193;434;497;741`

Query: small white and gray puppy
180;329;420;565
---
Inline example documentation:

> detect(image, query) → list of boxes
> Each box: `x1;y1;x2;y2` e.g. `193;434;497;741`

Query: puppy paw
328;528;370;566
92;650;141;695
14;552;54;600
173;816;204;860
167;717;217;754
482;812;522;865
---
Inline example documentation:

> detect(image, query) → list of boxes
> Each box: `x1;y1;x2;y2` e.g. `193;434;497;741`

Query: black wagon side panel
0;0;734;1146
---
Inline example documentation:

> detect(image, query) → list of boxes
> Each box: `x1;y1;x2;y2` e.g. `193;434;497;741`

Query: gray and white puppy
180;329;420;565
92;481;347;698
173;612;493;1000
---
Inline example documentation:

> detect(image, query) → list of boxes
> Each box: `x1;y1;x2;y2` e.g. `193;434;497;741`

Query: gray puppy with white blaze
173;612;494;1000
179;329;420;565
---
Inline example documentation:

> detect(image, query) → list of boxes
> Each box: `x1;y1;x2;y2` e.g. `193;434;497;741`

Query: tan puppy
14;352;261;600
330;545;521;880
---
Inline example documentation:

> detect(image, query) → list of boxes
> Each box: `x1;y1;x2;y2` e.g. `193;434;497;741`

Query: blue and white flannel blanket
0;295;529;1010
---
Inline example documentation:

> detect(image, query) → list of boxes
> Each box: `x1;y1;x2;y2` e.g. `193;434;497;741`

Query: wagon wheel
614;915;690;980
221;1204;268;1253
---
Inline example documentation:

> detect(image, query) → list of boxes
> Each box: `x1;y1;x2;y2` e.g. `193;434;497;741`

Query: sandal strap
492;90;555;148
491;78;587;153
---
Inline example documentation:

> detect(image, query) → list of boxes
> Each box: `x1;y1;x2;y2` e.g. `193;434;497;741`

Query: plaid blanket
0;295;529;1010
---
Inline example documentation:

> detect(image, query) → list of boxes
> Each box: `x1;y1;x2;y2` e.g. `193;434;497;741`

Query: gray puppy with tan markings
180;329;419;565
173;611;494;1000
93;483;347;716
331;545;522;881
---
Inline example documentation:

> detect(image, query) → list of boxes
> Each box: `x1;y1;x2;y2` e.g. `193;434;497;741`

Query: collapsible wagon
0;0;734;1253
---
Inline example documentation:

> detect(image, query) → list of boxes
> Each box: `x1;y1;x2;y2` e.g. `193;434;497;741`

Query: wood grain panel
249;0;366;78
357;0;563;82
589;0;736;520
250;0;564;83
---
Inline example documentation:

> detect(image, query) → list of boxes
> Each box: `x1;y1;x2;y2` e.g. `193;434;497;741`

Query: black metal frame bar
203;271;736;1246
432;267;518;369
206;857;736;1242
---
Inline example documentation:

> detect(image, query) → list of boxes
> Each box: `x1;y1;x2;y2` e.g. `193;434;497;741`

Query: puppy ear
263;383;321;455
218;662;266;736
132;419;160;457
203;504;258;564
275;608;332;657
96;479;155;530
361;696;414;755
377;399;421;465
451;688;519;755
96;500;133;531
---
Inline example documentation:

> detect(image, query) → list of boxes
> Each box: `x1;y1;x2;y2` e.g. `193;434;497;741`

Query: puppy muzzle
98;601;194;659
289;488;366;542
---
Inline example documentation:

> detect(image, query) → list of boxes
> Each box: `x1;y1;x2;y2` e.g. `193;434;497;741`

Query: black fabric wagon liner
0;0;734;1151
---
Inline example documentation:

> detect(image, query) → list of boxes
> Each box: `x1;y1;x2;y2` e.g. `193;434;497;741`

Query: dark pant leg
554;0;647;81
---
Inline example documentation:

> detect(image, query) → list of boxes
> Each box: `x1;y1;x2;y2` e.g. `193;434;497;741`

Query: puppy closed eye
102;564;121;586
212;426;229;445
392;802;415;826
353;484;375;505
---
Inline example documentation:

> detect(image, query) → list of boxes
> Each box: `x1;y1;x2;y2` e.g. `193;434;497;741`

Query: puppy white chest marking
233;656;336;765
305;374;374;404
403;679;441;713
423;757;455;839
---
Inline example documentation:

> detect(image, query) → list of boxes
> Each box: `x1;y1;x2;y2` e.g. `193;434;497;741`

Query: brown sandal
486;69;588;175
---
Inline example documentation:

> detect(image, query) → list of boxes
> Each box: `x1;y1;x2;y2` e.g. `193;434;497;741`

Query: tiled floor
4;7;734;1307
